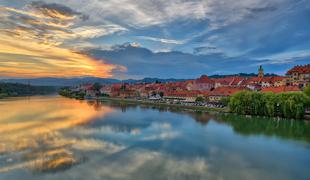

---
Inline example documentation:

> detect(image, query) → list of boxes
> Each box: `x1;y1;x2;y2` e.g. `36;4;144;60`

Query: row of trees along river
228;85;310;119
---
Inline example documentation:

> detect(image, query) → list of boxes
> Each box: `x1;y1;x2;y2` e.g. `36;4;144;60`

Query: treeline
228;90;310;119
0;83;57;98
58;83;109;100
58;88;86;100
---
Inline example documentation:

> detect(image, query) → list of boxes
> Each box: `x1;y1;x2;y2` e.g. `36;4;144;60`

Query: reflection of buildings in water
96;100;216;124
0;97;114;173
187;112;215;125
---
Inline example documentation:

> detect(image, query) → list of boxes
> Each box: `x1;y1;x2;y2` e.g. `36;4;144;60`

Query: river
0;96;309;180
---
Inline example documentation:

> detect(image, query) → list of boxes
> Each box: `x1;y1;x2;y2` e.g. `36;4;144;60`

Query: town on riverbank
60;64;310;119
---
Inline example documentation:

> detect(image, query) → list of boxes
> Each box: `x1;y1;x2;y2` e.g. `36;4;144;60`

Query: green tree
219;97;230;106
92;82;102;92
92;82;102;97
228;91;310;119
304;85;310;97
195;96;205;102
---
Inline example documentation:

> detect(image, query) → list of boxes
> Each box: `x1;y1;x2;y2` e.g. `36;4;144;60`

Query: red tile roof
209;87;247;96
286;64;310;75
196;75;214;84
230;77;245;86
213;77;234;85
261;76;285;83
261;86;301;93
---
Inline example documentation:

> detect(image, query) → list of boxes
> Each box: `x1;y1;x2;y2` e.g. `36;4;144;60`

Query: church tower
258;65;264;78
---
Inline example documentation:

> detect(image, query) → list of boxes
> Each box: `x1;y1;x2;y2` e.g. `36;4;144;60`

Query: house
261;76;286;87
286;64;310;88
191;75;215;90
164;90;208;102
208;87;246;102
214;77;234;88
270;76;286;87
100;85;112;96
214;76;245;88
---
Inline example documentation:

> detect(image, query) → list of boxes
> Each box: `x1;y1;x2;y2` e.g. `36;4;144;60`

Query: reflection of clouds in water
150;122;171;130
70;122;174;140
0;135;126;173
1;97;307;180
142;122;179;141
70;126;141;136
72;138;125;152
0;97;116;173
58;149;212;180
141;131;180;141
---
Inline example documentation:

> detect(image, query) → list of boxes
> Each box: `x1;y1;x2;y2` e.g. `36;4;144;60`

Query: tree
219;97;230;106
92;82;102;92
228;91;310;119
151;91;157;96
159;92;164;98
195;96;205;102
304;85;310;97
120;84;126;91
92;82;102;97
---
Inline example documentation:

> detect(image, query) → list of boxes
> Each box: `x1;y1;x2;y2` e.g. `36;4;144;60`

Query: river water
0;96;309;180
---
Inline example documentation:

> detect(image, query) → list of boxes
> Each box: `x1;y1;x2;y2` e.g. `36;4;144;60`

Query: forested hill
0;83;57;98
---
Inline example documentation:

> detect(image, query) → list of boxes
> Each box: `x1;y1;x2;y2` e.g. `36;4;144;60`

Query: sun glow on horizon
0;4;126;78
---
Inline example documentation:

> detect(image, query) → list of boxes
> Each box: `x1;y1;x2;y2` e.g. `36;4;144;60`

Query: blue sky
0;0;309;79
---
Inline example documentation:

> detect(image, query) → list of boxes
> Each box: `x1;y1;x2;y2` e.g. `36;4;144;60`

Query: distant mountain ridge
0;73;279;86
209;73;279;78
0;77;187;86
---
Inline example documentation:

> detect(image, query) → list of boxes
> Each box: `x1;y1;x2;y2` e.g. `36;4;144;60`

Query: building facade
286;64;310;88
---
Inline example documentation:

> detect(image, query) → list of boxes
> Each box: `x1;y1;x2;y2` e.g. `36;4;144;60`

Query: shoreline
97;97;229;113
93;97;309;121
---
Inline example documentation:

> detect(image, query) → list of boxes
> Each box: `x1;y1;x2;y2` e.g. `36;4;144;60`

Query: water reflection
0;96;114;173
218;114;310;143
0;96;309;180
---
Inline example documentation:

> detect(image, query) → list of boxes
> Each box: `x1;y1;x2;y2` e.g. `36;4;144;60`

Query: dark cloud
83;44;266;78
193;46;217;54
0;2;90;46
246;6;277;13
29;1;88;20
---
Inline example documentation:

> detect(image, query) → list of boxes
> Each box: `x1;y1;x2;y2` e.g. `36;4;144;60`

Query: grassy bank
98;97;229;113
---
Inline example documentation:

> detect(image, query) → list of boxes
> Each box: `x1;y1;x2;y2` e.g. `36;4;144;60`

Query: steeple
258;65;264;78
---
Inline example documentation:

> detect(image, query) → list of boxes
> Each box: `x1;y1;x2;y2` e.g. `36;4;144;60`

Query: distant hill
122;78;189;84
0;73;280;87
0;83;57;98
209;73;279;78
0;77;187;86
0;77;120;87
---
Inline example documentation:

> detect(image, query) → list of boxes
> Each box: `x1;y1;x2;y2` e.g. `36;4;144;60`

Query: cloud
0;2;127;78
48;0;272;29
29;1;89;20
193;46;218;54
256;50;310;65
72;25;128;39
84;44;254;78
0;0;309;78
137;36;184;45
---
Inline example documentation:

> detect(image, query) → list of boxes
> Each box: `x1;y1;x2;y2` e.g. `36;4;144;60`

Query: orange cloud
0;34;126;78
0;4;127;78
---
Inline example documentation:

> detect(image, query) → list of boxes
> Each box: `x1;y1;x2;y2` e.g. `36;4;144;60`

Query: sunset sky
0;0;309;79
